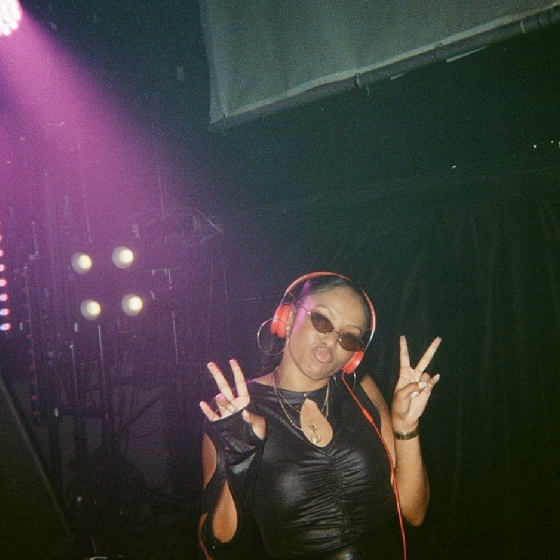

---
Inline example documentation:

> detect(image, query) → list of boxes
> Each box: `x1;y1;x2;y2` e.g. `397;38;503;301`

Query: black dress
202;379;402;560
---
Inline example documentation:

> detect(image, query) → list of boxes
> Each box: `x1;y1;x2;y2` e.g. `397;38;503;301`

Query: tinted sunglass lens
339;333;363;352
310;311;363;352
310;311;333;334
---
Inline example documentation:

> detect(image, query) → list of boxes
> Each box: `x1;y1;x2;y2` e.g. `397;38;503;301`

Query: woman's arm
200;433;238;545
198;360;267;558
361;336;441;526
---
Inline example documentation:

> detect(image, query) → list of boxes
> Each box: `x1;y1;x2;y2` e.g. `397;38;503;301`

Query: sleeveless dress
247;380;401;559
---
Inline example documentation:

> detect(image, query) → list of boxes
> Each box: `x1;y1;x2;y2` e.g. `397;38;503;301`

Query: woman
199;272;441;559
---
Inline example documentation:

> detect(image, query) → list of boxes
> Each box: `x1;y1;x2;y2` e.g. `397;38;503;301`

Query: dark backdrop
212;159;560;559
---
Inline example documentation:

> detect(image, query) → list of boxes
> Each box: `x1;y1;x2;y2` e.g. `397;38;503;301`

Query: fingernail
227;403;237;413
418;381;427;389
207;361;215;368
411;391;419;398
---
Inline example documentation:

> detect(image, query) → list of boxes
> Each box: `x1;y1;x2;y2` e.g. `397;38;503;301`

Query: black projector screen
199;0;560;130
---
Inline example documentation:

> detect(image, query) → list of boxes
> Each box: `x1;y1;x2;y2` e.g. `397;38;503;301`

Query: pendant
308;423;322;444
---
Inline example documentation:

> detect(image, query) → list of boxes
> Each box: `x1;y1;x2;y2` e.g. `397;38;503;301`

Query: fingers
401;381;427;400
199;400;220;421
401;373;441;399
399;336;411;369
202;359;250;422
230;359;249;399
416;337;442;373
207;361;236;402
216;393;237;414
242;409;267;440
207;359;249;399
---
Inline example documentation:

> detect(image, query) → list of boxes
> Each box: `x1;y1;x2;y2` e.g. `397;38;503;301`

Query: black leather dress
202;379;402;560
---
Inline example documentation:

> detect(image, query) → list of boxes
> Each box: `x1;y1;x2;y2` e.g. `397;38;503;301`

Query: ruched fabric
249;380;401;560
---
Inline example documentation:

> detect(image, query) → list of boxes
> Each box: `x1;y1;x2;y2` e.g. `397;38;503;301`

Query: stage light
0;279;6;287
0;323;11;331
0;264;5;272
80;299;101;320
0;0;22;38
112;246;134;269
0;293;8;302
121;293;143;317
71;252;93;274
0;308;9;316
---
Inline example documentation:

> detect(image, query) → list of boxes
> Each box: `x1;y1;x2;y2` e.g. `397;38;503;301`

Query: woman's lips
313;346;333;363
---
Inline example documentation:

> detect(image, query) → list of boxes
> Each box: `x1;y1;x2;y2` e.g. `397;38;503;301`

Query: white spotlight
112;246;134;269
121;294;143;316
71;252;93;274
80;299;101;320
0;0;22;38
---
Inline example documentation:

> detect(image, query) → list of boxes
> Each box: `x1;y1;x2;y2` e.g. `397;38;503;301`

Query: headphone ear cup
271;303;292;339
342;351;364;375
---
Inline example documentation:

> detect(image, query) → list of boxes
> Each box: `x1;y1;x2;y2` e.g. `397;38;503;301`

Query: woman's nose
321;330;338;348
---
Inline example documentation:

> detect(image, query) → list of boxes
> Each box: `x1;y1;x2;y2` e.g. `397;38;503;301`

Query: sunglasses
304;309;364;352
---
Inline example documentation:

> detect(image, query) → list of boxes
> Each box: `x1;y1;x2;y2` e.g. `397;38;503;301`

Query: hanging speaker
0;375;71;559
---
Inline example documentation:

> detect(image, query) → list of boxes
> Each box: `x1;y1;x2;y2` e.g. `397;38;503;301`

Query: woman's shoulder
250;372;275;387
246;374;275;401
359;375;389;411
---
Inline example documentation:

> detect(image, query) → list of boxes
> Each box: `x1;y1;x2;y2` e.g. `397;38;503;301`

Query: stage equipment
121;293;143;316
112;246;134;269
200;1;560;129
0;373;71;559
80;299;102;321
0;221;10;332
0;0;21;38
71;252;93;274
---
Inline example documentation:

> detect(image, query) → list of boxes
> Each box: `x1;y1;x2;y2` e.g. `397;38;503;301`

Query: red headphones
270;272;376;374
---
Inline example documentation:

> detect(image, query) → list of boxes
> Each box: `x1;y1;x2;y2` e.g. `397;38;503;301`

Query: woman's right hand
199;359;267;441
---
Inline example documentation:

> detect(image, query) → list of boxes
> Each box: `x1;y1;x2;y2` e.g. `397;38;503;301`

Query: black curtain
214;159;560;559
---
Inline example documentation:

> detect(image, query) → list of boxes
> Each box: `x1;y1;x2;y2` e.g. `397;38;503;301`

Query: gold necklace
272;373;330;445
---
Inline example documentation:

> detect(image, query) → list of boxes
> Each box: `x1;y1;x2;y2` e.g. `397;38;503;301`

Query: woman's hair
293;274;372;330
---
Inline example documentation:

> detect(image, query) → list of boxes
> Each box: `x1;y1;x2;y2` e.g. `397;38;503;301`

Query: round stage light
71;252;93;274
0;308;9;316
80;299;101;320
0;293;8;302
121;294;143;316
0;0;22;38
0;323;11;331
112;246;134;269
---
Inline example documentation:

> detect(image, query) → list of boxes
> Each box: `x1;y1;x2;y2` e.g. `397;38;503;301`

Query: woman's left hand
392;336;441;430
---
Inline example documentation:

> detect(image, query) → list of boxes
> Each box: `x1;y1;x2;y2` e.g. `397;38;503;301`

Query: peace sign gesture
392;336;441;430
199;359;267;440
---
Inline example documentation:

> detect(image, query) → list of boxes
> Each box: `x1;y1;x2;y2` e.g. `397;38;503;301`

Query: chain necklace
272;373;330;445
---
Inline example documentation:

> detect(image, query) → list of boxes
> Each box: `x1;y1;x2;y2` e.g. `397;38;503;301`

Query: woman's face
283;285;368;383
